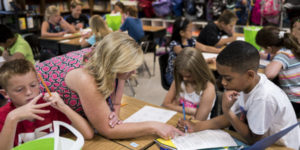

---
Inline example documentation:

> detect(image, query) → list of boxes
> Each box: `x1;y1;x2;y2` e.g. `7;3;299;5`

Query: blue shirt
87;35;96;46
120;17;145;42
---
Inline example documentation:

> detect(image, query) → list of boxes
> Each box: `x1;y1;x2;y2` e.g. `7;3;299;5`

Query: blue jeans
165;72;173;87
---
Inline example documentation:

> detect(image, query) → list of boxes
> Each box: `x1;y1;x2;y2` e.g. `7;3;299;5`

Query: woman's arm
194;82;216;121
162;81;196;115
60;17;76;33
195;42;220;53
41;21;65;37
265;61;282;80
66;69;183;139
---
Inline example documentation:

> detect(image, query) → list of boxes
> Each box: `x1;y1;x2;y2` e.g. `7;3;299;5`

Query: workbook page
172;130;237;150
124;106;177;123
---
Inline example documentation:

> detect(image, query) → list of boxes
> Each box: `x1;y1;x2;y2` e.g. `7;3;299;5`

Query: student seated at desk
111;1;125;23
119;6;144;43
65;0;89;31
256;26;300;118
165;17;220;86
178;41;300;150
0;59;93;150
163;48;216;120
0;25;35;64
35;32;183;140
197;10;238;47
80;15;111;47
291;16;300;44
41;5;76;37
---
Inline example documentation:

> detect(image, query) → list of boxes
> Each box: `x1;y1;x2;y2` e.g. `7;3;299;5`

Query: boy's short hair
0;59;36;89
70;0;83;8
125;6;138;18
0;24;15;43
218;10;238;25
290;16;300;31
216;41;259;73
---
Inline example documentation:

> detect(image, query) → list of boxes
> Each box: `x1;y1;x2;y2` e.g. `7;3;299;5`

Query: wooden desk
39;33;81;54
64;133;129;150
142;25;167;76
114;95;183;150
59;37;82;54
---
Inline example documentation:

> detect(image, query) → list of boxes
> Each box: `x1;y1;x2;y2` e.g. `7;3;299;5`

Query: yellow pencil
38;73;52;96
121;103;128;107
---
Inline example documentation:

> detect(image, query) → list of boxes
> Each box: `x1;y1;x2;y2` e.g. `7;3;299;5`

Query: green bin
243;26;262;51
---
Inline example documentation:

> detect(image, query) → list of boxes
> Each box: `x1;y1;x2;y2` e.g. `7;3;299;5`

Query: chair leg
144;61;152;78
126;79;135;97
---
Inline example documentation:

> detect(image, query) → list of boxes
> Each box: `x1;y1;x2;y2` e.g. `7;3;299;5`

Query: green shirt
0;34;35;64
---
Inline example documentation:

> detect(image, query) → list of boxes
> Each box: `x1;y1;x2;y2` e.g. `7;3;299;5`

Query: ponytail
283;33;300;59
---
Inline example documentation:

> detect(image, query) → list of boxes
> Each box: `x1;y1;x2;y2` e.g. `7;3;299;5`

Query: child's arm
162;82;196;115
2;50;25;61
0;94;50;150
173;45;183;54
194;81;216;121
44;92;94;139
222;91;264;144
60;17;76;33
195;42;221;53
265;61;282;80
41;21;65;37
214;34;238;47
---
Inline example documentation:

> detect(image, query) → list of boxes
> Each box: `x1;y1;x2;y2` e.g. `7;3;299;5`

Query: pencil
182;103;188;133
121;103;128;107
38;73;52;97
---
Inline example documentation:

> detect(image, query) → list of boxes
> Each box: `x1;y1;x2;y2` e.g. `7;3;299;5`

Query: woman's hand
153;122;184;140
108;111;123;128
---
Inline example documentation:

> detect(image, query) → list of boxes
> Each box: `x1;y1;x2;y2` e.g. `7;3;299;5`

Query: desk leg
153;48;156;76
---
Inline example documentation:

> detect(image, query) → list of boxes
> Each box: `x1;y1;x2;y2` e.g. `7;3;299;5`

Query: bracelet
113;103;121;105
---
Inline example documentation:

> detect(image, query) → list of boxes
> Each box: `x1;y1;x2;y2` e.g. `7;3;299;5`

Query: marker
182;103;188;133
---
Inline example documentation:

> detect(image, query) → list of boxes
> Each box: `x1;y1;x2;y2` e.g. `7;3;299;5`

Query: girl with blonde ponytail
256;26;300;118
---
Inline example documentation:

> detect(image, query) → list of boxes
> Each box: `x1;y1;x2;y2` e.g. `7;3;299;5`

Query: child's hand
76;23;84;30
108;111;123;128
177;118;195;133
8;94;51;122
2;49;10;60
57;32;65;37
44;92;67;112
222;90;239;113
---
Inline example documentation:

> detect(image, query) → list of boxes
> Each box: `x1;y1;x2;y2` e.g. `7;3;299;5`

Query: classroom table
142;25;167;76
39;33;81;54
58;37;82;54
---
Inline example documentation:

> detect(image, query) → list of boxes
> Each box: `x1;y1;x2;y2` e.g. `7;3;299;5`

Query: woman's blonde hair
89;15;111;42
44;5;59;21
174;48;215;97
84;32;143;98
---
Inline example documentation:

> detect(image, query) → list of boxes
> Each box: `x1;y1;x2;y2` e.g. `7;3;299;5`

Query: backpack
261;0;281;17
171;0;183;17
184;0;196;15
152;0;171;17
139;0;155;17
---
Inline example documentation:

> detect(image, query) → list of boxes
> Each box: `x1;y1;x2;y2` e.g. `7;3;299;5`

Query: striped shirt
273;49;300;103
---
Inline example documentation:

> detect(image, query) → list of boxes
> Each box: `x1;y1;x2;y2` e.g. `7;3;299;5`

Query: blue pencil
182;103;188;133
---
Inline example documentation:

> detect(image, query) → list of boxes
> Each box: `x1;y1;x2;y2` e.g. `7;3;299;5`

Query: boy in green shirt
0;25;35;64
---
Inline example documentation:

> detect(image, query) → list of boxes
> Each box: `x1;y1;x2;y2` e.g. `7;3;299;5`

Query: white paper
237;37;245;41
0;56;5;63
124;106;177;123
202;52;218;59
63;34;72;37
60;39;70;43
259;59;271;67
172;130;237;150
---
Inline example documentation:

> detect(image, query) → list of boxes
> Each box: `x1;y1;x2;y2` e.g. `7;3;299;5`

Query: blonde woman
80;15;111;47
41;5;76;37
35;32;183;139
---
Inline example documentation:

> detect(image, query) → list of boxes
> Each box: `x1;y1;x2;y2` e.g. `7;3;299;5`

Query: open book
155;130;239;150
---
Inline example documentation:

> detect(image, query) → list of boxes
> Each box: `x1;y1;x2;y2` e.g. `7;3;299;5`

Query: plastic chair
23;33;40;61
158;53;170;90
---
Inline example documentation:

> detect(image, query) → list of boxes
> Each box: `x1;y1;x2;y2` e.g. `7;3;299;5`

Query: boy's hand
76;23;84;30
44;92;67;112
222;90;239;113
8;94;51;122
108;111;123;128
2;50;10;60
177;118;196;133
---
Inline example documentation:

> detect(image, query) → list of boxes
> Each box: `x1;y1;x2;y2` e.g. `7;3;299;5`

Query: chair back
23;33;40;61
159;53;170;90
